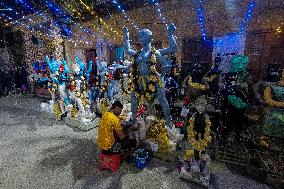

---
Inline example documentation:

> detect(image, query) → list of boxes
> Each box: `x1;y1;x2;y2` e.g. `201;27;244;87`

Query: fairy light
2;2;89;47
76;0;123;40
112;0;140;31
0;2;55;39
239;2;256;34
276;25;282;34
196;0;256;44
149;0;167;25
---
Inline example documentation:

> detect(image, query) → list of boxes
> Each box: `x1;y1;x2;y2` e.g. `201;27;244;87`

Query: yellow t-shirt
98;112;123;150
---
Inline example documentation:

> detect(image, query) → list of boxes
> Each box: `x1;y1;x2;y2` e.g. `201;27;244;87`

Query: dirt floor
0;95;271;189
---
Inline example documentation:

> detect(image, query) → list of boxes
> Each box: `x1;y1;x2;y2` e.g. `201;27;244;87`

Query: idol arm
159;23;178;56
123;27;137;57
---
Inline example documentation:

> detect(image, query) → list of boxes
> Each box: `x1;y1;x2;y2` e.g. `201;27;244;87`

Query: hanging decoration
112;0;140;31
196;0;256;44
149;0;168;24
74;0;123;43
187;113;212;152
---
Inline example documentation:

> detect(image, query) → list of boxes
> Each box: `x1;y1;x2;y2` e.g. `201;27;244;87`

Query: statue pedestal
65;117;100;131
179;155;211;188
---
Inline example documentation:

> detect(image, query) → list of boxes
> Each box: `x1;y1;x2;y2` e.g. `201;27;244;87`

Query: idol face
138;29;153;46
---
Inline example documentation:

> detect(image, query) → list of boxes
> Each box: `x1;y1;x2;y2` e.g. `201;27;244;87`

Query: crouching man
97;101;139;159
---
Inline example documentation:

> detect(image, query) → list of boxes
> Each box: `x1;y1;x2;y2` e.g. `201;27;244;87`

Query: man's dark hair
111;100;123;109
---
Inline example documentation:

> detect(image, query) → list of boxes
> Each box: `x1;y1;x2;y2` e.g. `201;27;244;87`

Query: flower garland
187;113;212;152
187;75;207;90
80;75;87;107
53;101;62;120
98;98;111;114
121;76;131;96
129;48;163;103
263;85;284;108
48;71;59;95
147;119;171;154
47;81;57;95
71;106;78;118
100;72;111;93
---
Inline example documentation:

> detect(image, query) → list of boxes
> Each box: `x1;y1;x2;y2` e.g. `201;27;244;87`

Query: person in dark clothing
20;66;29;94
165;72;178;113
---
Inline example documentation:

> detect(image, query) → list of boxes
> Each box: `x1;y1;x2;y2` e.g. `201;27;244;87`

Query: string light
76;0;123;42
239;2;256;34
42;0;104;47
196;0;256;44
276;27;281;33
112;0;140;31
149;0;167;25
2;2;91;48
1;2;55;39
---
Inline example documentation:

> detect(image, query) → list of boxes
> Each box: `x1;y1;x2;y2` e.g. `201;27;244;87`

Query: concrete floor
0;95;271;189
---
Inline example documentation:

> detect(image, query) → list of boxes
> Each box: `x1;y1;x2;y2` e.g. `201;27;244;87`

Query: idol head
194;96;207;113
138;29;153;46
111;100;123;116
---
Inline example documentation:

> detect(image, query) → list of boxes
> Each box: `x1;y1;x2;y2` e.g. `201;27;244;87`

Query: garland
263;86;284;108
129;48;163;103
187;75;207;90
80;75;87;107
98;98;111;114
48;81;57;95
121;76;131;96
100;72;110;93
188;113;212;152
71;106;78;118
53;101;62;120
48;71;59;95
147;119;171;154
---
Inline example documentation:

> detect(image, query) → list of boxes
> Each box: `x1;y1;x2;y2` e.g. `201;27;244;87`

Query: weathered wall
110;0;284;63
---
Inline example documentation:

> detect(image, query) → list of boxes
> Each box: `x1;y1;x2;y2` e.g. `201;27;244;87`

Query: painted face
138;29;152;46
195;98;207;113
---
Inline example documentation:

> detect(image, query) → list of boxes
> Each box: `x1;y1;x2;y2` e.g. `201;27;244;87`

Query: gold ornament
187;75;207;90
187;113;212;152
53;101;62;120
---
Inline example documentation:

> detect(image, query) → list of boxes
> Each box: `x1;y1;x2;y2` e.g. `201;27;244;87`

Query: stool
99;153;121;172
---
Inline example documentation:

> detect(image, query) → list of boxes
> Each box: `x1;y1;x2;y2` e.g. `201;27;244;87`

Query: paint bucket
134;149;149;169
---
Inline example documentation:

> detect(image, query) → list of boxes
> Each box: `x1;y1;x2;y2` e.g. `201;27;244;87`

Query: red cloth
183;97;190;106
136;105;145;117
175;121;184;128
99;153;121;172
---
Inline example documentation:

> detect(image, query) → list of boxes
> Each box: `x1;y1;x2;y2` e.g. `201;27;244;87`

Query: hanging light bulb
276;26;282;34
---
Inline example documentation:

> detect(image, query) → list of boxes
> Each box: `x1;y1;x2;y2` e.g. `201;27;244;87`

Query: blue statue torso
135;50;153;77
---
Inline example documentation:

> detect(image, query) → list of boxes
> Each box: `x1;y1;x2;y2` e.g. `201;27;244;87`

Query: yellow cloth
98;112;123;150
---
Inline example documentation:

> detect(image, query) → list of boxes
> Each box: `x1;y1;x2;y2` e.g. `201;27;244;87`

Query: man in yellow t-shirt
98;101;138;154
